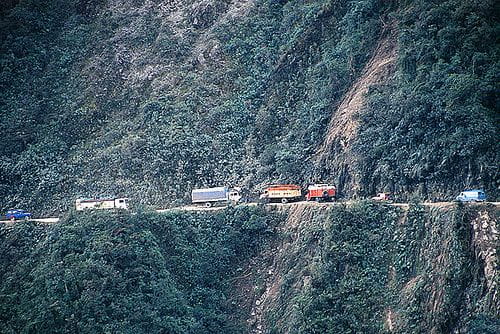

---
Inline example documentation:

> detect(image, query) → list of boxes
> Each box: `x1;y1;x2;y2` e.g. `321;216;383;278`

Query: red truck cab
306;184;336;202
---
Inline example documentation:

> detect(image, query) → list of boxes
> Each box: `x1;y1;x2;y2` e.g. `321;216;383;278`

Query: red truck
306;184;336;202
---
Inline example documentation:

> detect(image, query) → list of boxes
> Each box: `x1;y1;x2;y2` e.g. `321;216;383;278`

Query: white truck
75;198;129;211
191;187;241;207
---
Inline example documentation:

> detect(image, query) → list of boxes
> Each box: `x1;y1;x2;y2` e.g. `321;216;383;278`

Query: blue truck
5;209;32;220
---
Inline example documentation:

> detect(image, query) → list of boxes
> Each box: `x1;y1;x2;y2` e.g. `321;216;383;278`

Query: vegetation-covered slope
0;206;278;333
0;0;498;214
229;202;499;334
1;203;497;333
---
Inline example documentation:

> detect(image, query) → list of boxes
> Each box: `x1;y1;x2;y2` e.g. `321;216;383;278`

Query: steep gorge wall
0;203;497;333
315;28;398;196
231;203;499;333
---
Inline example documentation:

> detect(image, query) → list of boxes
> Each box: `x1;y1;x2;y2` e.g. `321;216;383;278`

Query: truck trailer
191;187;242;207
260;184;302;204
75;198;129;211
306;184;336;202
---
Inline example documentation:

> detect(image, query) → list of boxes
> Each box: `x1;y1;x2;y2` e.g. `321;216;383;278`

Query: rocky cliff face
229;203;499;333
0;202;497;333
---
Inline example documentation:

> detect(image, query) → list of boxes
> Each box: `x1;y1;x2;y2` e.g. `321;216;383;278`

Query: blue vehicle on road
5;209;32;220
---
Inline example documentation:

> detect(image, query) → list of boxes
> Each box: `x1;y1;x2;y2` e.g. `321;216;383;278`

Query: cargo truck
372;193;391;201
191;187;242;207
306;184;336;202
259;184;302;204
75;198;129;211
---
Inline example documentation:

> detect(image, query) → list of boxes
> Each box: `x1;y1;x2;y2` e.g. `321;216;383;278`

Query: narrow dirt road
1;202;497;225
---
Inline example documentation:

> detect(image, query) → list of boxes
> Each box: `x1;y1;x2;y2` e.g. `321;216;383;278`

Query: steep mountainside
229;202;499;334
0;203;497;333
0;0;498;213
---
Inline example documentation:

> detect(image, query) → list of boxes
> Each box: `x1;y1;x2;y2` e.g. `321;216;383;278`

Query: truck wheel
205;202;212;208
281;198;288;204
315;197;322;203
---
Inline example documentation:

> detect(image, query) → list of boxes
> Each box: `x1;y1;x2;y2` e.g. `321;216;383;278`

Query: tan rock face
314;30;398;196
471;210;499;312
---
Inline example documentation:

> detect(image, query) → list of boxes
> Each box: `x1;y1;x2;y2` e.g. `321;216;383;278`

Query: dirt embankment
469;208;499;314
315;29;398;195
229;203;328;334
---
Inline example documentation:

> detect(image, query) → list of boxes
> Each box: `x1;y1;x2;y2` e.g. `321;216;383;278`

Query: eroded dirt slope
315;28;398;196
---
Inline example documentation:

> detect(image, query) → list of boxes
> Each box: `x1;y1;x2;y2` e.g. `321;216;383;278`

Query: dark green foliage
467;314;500;334
356;0;499;199
287;202;399;333
263;203;498;334
0;206;279;333
1;0;498;212
3;0;494;214
392;203;426;282
389;204;500;333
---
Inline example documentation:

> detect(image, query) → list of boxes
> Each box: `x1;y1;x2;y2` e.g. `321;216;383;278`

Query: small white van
455;190;487;202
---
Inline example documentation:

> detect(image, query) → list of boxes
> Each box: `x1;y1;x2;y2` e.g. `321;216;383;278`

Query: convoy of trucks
2;187;491;219
66;187;491;212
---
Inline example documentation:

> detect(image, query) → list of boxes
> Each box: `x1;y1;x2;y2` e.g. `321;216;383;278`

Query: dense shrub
0;206;279;333
294;202;399;333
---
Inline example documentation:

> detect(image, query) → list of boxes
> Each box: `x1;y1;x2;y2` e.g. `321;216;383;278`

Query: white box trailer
75;198;129;211
191;187;241;207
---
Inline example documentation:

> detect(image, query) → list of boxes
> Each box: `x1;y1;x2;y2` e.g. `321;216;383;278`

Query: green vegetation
0;206;279;333
0;0;498;331
391;204;500;333
259;202;400;333
0;202;497;333
357;0;499;199
0;0;497;214
295;202;398;333
261;202;499;334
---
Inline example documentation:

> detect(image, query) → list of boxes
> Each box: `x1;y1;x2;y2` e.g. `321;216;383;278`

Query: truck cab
228;189;242;203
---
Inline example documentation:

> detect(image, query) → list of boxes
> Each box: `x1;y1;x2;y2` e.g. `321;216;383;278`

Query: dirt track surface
0;217;61;224
1;202;498;225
